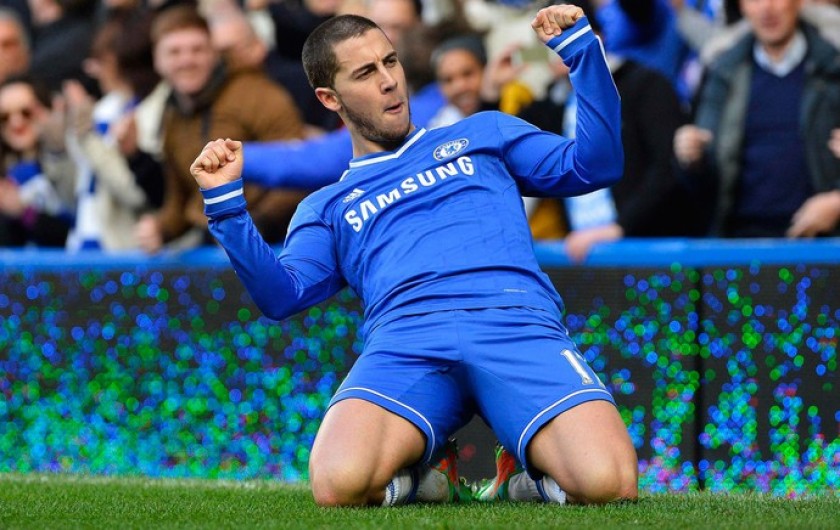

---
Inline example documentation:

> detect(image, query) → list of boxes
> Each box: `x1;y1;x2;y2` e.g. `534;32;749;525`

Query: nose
451;75;470;95
380;66;397;93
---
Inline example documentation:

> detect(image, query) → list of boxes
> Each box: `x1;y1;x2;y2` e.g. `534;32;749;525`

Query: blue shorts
328;306;615;477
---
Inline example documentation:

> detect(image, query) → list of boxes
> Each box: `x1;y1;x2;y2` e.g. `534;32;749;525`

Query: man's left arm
502;9;623;197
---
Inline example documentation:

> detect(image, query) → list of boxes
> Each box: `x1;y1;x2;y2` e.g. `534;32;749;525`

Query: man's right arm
194;140;346;320
241;128;353;189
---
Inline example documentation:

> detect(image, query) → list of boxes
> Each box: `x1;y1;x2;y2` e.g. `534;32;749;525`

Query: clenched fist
531;4;584;44
190;138;244;190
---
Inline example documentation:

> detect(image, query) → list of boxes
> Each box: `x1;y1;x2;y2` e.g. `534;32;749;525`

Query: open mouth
385;102;403;113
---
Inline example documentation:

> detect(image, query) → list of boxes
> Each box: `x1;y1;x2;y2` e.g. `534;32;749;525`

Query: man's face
367;0;419;45
327;29;411;146
740;0;802;49
154;27;218;96
0;82;46;153
211;17;266;71
0;20;29;83
435;49;484;117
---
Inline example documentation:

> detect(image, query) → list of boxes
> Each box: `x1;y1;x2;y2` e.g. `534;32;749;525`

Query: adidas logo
343;188;366;203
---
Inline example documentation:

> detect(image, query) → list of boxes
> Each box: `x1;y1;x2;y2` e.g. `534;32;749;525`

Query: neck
761;34;796;63
350;123;416;158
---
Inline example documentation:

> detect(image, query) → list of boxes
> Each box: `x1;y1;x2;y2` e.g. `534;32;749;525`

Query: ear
315;87;341;112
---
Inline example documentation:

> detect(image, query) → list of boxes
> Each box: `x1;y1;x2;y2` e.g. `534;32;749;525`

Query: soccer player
190;5;638;507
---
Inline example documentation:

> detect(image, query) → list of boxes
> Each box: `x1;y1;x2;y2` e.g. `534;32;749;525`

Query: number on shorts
560;349;602;387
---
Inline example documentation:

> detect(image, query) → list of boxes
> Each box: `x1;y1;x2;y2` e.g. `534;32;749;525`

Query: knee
565;458;638;505
309;457;388;507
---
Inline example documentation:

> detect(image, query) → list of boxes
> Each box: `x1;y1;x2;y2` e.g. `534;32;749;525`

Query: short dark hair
0;74;52;109
302;15;382;89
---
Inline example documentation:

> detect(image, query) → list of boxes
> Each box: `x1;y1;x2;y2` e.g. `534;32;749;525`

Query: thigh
310;397;426;492
528;400;638;502
329;312;474;464
463;307;616;471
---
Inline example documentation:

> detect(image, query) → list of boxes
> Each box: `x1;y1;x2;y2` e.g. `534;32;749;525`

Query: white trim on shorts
516;388;614;462
333;386;437;460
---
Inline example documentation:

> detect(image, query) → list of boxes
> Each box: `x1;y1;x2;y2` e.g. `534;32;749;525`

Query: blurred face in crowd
435;48;484;117
740;0;803;52
367;0;420;45
319;28;411;148
305;0;342;16
154;27;218;96
0;82;46;154
210;15;266;71
0;18;29;83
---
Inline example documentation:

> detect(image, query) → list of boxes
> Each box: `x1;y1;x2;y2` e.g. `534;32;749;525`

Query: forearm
503;19;623;196
551;18;623;187
203;180;336;321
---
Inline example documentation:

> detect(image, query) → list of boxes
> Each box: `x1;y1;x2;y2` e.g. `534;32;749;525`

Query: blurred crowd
0;0;839;261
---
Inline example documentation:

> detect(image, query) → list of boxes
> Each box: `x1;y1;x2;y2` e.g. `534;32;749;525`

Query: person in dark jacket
674;0;840;238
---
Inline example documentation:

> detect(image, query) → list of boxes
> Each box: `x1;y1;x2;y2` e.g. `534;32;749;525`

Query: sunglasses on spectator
0;107;35;125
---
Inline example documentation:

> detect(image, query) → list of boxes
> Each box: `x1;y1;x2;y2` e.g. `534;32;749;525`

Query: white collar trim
347;128;427;169
754;31;806;77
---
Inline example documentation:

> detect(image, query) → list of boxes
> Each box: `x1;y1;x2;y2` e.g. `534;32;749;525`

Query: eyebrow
350;50;398;78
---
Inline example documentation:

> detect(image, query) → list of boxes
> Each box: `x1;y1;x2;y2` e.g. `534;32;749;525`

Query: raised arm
192;139;346;321
504;6;624;197
241;129;352;190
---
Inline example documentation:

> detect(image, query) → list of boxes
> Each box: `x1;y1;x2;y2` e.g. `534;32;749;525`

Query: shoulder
802;22;840;74
459;110;514;129
801;6;840;51
708;32;754;75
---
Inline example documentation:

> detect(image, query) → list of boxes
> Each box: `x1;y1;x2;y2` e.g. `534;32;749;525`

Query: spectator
60;9;163;251
107;7;172;208
696;0;840;66
0;75;74;247
594;0;693;99
0;8;30;84
135;4;308;253
427;34;530;128
262;0;340;131
674;0;840;238
207;2;337;135
27;0;98;95
268;0;338;60
670;0;742;56
366;0;424;44
518;9;704;260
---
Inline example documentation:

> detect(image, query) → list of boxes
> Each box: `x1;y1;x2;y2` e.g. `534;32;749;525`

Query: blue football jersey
203;18;622;334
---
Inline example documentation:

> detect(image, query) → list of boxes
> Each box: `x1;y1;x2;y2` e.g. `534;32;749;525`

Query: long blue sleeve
202;180;346;321
242;128;354;189
504;17;623;196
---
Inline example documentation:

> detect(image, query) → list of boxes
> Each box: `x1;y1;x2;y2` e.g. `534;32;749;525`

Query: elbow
602;141;625;186
252;297;295;322
588;149;624;188
602;164;624;187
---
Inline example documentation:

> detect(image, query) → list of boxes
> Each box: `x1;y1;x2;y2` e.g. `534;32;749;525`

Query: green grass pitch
1;473;837;529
